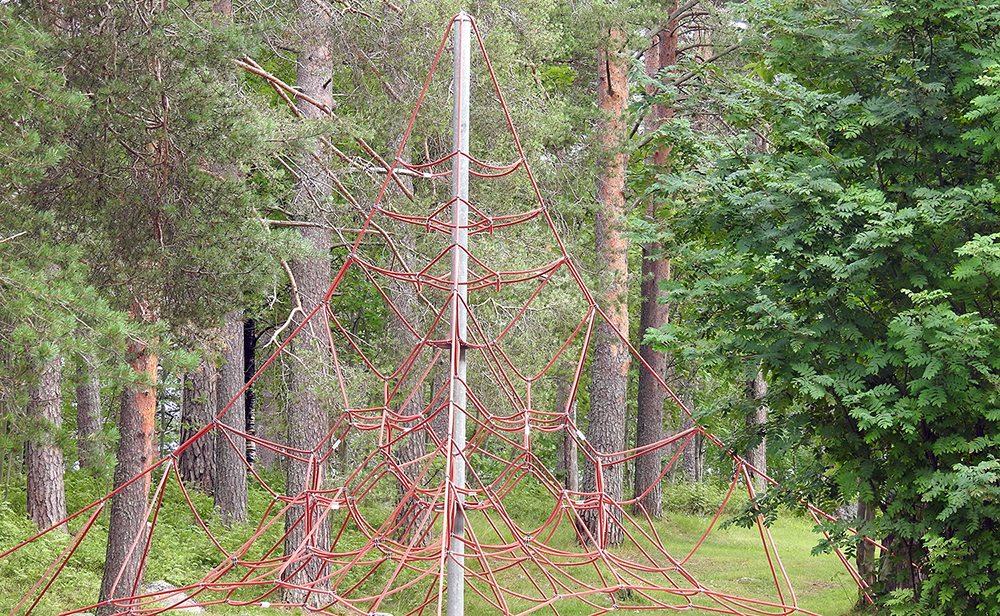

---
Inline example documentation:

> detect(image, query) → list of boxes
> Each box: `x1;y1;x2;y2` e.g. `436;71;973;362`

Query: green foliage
0;9;85;190
35;0;291;330
0;501;105;614
661;480;749;517
646;0;1000;612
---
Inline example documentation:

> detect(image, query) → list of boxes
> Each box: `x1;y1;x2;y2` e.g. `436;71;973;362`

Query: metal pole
447;12;471;616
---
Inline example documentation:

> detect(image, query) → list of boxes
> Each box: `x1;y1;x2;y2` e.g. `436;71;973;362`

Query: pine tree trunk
26;357;67;533
179;360;216;494
283;0;333;602
211;0;232;18
554;371;579;493
98;338;157;615
75;353;105;472
243;318;257;467
745;368;768;493
634;14;680;522
679;379;704;482
634;248;667;515
284;225;333;605
215;311;248;524
582;27;630;548
204;0;246;522
391;274;428;543
253;371;282;472
388;142;427;544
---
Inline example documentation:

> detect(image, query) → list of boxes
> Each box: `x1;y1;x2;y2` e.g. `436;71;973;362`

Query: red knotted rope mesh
2;13;883;616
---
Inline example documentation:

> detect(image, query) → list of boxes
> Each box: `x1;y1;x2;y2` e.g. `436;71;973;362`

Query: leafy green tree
654;0;1000;611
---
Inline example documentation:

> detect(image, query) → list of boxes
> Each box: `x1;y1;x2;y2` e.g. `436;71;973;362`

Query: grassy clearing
0;472;860;616
453;508;858;616
659;514;859;615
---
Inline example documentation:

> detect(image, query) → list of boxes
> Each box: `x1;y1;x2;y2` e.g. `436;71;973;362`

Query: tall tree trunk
75;353;105;472
179;360;216;493
679;376;703;482
856;496;878;600
253;368;282;472
745;368;767;493
215;311;248;524
26;357;67;533
211;0;232;18
387;141;426;544
244;318;257;467
634;8;679;521
283;231;333;607
554;371;579;493
634;251;669;513
98;333;157;616
633;253;667;515
391;269;427;543
283;0;333;603
583;27;630;548
879;532;926;593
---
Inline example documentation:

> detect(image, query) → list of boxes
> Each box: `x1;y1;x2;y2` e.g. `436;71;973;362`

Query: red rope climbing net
2;14;884;616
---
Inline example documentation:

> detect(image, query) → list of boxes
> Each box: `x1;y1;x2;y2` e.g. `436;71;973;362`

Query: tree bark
634;13;680;521
879;532;926;593
180;360;216;493
556;378;579;494
253;368;282;472
26;357;67;533
283;0;333;602
244;318;257;467
75;353;105;473
678;377;703;482
284;232;333;606
679;419;704;481
745;368;768;493
582;27;630;548
856;496;877;596
633;246;667;515
387;140;426;544
391;271;427;543
98;338;157;615
211;0;232;18
215;311;248;524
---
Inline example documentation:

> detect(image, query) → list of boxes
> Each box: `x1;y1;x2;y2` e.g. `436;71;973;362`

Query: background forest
3;0;1000;614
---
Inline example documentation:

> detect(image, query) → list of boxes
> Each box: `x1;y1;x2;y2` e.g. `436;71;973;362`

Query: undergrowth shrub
661;480;749;517
0;501;104;615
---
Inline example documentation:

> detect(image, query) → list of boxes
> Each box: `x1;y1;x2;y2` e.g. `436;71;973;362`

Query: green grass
660;514;859;615
450;509;858;616
0;472;861;616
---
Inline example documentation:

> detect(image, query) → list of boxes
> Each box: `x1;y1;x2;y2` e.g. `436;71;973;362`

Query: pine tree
180;359;216;494
26;356;67;533
215;311;248;524
281;0;334;603
0;4;114;535
17;0;287;608
74;354;106;472
633;14;680;518
583;23;630;548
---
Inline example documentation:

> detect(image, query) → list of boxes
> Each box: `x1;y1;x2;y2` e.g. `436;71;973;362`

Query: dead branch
0;231;28;245
355;137;415;201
